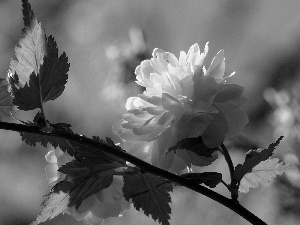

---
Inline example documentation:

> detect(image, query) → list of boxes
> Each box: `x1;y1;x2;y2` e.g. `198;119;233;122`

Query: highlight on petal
162;93;184;114
45;150;57;163
205;49;225;80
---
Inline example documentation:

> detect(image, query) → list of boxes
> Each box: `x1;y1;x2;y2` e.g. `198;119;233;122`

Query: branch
0;121;267;225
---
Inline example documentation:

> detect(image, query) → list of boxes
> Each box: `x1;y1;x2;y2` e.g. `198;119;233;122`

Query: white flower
45;149;130;225
113;43;248;173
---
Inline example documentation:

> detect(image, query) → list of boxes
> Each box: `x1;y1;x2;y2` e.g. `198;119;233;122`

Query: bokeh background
1;0;300;224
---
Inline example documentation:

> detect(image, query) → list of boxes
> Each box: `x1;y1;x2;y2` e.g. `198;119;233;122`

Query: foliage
31;192;69;225
123;169;173;225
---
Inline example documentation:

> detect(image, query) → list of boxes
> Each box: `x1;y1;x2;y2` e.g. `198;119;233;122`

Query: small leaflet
31;191;69;225
233;136;284;188
239;158;293;193
123;171;173;225
0;79;14;120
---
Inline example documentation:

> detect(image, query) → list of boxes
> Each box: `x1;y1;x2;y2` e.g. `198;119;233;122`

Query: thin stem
220;143;235;184
0;121;267;225
220;143;240;202
220;179;230;190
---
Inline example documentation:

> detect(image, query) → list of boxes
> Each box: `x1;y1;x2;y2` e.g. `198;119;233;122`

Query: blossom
45;149;130;225
113;43;248;173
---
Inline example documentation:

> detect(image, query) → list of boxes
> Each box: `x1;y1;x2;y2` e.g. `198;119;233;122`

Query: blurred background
1;0;300;224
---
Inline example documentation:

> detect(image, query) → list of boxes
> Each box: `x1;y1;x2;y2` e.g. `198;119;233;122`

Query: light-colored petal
162;93;184;115
45;150;57;163
205;49;225;79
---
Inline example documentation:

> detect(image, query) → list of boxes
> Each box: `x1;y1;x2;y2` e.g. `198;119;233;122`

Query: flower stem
0;121;267;225
220;143;239;201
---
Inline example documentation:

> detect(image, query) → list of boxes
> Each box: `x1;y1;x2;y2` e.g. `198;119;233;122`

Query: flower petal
45;150;57;163
214;84;244;103
162;93;184;114
206;49;225;80
215;102;249;138
201;107;229;147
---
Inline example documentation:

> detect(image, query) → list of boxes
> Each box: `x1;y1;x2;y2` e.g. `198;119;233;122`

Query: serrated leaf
123;172;173;225
0;79;14;120
239;158;293;193
8;36;69;111
31;191;69;225
8;1;69;111
233;136;283;184
181;172;222;188
55;159;124;209
167;136;218;158
20;122;82;159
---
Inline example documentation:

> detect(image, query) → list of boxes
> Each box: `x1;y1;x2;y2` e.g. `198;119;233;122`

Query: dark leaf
22;0;34;31
9;72;42;110
181;172;222;188
39;35;69;102
20;122;82;159
0;79;14;120
167;136;218;158
123;172;173;225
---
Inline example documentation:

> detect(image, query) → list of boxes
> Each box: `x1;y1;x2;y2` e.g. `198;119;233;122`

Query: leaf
8;1;69;110
233;136;284;185
123;172;173;225
167;136;219;158
181;172;222;188
54;158;124;209
8;36;69;111
239;158;293;193
20;122;81;159
31;191;69;225
0;79;14;120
